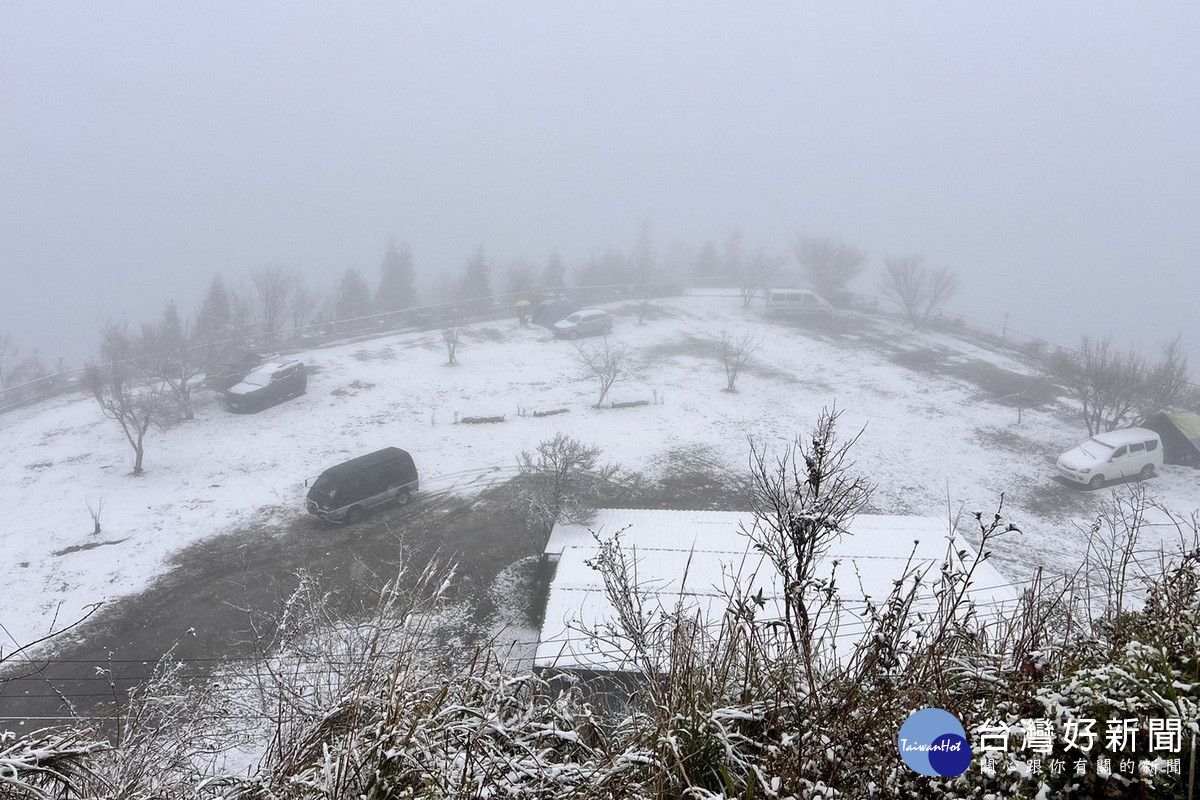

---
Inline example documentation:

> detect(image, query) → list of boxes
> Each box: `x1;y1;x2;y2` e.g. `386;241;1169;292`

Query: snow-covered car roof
244;359;302;377
1091;427;1160;447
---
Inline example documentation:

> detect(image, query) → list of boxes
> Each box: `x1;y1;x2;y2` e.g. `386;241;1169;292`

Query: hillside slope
2;292;1195;650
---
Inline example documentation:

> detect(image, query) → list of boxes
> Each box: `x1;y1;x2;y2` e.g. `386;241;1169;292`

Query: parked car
764;288;832;317
1056;427;1163;489
552;308;613;339
204;351;268;392
224;359;307;412
306;447;419;524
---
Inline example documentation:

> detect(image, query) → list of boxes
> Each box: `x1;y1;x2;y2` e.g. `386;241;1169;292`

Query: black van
305;447;419;524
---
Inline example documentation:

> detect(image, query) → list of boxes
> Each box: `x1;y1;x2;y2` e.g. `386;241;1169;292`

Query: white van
764;288;832;317
1056;427;1163;489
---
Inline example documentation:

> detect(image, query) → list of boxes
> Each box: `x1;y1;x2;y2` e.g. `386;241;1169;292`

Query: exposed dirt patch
468;327;509;343
1018;479;1098;522
352;346;397;362
887;347;1059;408
3;491;534;724
52;539;128;557
763;311;880;339
330;380;376;396
627;444;753;512
641;334;721;363
973;425;1057;459
742;358;801;385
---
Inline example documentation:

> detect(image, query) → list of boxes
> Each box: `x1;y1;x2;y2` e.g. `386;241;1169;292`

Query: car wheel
1139;464;1155;480
567;329;578;340
395;489;411;506
1088;474;1105;490
603;323;613;334
344;506;364;525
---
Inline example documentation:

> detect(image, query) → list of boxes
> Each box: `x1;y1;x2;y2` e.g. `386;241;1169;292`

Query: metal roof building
536;508;1021;673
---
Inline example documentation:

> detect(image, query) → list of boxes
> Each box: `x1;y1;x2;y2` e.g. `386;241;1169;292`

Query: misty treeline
5;413;1199;798
7;226;935;388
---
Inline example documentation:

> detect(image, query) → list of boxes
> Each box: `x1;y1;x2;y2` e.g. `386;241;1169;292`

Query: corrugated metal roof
1165;412;1200;444
536;509;1020;672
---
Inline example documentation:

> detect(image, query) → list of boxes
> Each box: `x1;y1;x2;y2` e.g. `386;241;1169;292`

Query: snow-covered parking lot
3;292;1196;652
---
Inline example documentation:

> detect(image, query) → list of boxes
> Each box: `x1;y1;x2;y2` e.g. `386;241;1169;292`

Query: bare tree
87;365;163;477
737;249;784;308
720;329;764;392
86;496;105;535
793;236;867;302
744;406;873;684
514;434;619;547
1139;334;1191;418
88;321;184;475
251;265;296;342
573;338;631;407
1053;335;1147;436
442;324;463;366
878;255;957;328
139;302;205;420
291;282;321;333
227;283;257;341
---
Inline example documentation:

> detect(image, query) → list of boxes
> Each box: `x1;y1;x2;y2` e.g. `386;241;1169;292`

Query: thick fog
2;4;1198;368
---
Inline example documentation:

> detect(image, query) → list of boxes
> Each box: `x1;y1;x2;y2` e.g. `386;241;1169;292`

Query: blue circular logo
898;708;973;776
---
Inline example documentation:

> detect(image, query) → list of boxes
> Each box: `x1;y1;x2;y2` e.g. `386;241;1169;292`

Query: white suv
1056;427;1163;489
552;308;614;339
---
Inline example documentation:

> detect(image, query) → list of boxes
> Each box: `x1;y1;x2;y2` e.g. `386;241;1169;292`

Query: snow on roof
536;508;1019;672
1162;412;1200;442
1092;427;1160;447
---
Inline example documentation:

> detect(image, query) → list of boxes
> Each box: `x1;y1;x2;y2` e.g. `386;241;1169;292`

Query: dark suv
224;359;307;412
306;447;419;524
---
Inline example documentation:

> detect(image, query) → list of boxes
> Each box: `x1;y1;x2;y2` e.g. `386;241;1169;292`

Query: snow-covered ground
3;292;1196;651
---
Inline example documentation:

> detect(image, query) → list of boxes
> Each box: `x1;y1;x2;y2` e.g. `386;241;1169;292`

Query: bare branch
878;255;958;328
719;329;764;392
573;338;631;407
793;236;867;301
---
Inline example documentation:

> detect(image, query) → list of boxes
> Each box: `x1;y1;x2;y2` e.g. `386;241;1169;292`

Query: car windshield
241;369;272;387
1079;438;1116;459
308;475;337;503
564;315;581;323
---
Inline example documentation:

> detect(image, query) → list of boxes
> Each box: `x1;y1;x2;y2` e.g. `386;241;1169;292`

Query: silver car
552;308;613;339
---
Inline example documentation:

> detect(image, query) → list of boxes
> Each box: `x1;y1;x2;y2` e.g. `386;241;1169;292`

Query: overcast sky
2;3;1197;369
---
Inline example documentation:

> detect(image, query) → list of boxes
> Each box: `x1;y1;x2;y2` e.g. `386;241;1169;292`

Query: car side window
1128;442;1145;454
1145;440;1159;451
383;463;403;486
1111;445;1128;460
